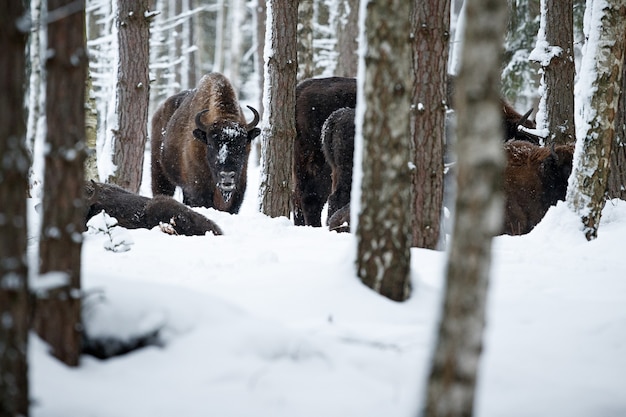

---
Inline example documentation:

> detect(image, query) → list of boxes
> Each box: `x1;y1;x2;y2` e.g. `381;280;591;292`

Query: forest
1;0;625;416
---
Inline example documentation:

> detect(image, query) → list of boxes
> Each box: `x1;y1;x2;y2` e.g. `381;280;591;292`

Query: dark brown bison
293;76;538;227
151;73;261;213
85;181;223;236
321;107;355;223
503;140;574;235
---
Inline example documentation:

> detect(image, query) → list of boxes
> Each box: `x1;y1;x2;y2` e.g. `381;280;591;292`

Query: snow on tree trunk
410;0;450;250
567;0;626;241
530;0;576;145
355;0;412;302
422;0;507;415
0;1;30;413
109;0;152;192
259;0;297;218
35;0;89;368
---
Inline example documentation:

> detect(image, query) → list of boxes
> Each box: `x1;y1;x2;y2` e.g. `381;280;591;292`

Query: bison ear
248;127;261;141
193;129;208;144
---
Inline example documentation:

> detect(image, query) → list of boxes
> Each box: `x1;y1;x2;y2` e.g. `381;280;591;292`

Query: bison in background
151;72;261;213
85;181;223;236
293;76;539;227
503;140;574;235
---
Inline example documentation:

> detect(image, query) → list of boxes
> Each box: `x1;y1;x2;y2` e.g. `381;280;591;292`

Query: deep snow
27;166;626;417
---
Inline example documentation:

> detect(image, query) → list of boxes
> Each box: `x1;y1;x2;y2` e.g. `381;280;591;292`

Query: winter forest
1;0;626;416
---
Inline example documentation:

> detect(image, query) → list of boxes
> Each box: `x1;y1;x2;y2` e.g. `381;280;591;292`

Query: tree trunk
259;0;297;217
567;0;626;241
335;0;359;78
410;0;450;249
422;0;507;415
356;0;412;302
532;0;576;145
297;0;315;82
608;48;626;199
109;0;152;192
0;1;30;414
213;0;227;74
34;0;88;368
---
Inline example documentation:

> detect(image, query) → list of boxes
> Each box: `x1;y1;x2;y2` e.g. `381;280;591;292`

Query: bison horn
245;105;260;131
195;109;210;132
517;108;534;128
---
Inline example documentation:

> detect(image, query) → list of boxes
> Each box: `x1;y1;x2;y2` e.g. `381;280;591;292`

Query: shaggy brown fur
85;182;223;236
503;140;574;235
151;73;260;213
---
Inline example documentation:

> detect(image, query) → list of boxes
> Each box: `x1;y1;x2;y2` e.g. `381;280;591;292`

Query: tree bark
297;0;315;82
567;0;626;240
608;47;626;199
533;0;576;145
422;0;507;415
335;0;359;78
410;0;450;249
356;0;412;302
259;0;297;218
0;1;30;414
34;0;88;367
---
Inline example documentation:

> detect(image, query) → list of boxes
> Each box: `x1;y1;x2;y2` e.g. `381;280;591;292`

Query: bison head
192;106;261;202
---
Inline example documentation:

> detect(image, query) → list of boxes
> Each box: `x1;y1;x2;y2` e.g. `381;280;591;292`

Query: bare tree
34;0;88;367
355;0;412;302
410;0;450;249
567;0;626;240
608;50;626;199
259;0;297;217
0;1;30;414
334;0;359;77
109;0;153;192
422;0;507;415
297;0;315;81
531;0;576;145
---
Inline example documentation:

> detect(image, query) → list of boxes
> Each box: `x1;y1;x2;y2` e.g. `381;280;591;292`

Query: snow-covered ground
28;166;626;417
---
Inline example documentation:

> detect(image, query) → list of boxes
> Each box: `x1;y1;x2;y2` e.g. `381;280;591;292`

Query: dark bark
34;0;88;367
0;1;30;414
410;0;450;249
110;0;152;192
422;0;507;415
259;0;297;218
356;0;412;302
608;48;626;199
335;0;359;78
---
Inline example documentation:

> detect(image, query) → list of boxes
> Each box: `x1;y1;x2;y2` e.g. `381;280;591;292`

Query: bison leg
150;157;176;197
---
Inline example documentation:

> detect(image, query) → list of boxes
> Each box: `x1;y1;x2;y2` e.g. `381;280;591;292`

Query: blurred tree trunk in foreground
422;0;507;415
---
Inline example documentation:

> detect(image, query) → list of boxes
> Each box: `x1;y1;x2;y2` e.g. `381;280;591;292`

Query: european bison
503;140;574;235
321;107;356;223
293;76;538;227
151;73;261;213
85;181;223;236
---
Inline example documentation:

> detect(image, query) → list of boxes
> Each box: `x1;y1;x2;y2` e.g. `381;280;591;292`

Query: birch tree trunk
0;1;30;414
34;0;89;367
422;0;507;414
109;0;152;192
567;0;626;241
532;0;576;145
356;0;412;302
410;0;450;249
259;0;297;217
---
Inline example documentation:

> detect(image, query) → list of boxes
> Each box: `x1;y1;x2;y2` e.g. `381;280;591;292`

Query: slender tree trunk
0;1;30;414
109;0;152;192
213;0;227;74
259;0;297;217
567;0;626;240
356;0;412;302
422;0;507;415
297;0;315;82
532;0;576;145
334;0;359;78
34;0;88;368
410;0;450;249
608;49;626;199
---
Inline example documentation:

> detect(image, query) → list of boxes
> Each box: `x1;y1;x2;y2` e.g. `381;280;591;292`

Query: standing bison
293;76;538;227
151;73;261;213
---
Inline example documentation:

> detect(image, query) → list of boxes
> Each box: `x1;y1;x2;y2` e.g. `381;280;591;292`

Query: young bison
85;182;223;236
